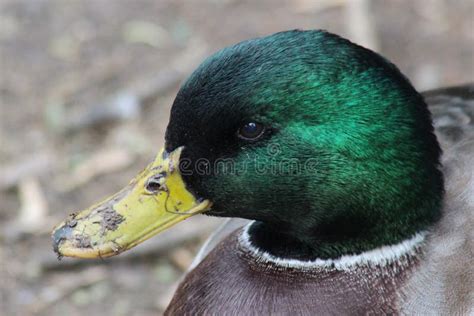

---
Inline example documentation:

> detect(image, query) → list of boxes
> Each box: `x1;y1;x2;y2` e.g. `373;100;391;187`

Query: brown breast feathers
166;229;422;315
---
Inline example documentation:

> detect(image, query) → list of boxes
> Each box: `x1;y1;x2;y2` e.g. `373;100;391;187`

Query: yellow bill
52;147;211;259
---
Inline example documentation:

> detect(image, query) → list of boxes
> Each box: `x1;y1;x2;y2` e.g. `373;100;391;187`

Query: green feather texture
165;30;444;259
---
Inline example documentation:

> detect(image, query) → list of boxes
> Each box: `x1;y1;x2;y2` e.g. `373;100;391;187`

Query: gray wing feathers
425;84;474;149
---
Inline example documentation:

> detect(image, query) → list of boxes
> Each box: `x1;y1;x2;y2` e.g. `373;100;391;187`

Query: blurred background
0;0;472;315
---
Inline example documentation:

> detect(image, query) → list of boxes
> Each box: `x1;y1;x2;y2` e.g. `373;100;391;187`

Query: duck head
53;30;443;260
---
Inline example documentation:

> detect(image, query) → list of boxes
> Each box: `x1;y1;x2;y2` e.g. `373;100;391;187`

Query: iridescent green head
165;30;443;259
52;30;444;261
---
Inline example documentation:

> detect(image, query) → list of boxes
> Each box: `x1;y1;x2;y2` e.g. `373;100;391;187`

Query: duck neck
246;217;432;261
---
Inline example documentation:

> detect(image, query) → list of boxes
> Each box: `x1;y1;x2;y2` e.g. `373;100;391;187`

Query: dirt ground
0;0;473;315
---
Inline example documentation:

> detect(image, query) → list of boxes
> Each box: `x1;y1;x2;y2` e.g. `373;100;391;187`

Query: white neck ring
238;221;426;271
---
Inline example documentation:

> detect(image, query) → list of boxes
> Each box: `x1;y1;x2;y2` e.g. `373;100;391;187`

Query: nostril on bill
145;172;168;194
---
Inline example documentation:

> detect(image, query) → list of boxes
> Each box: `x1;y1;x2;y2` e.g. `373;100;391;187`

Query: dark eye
237;122;265;140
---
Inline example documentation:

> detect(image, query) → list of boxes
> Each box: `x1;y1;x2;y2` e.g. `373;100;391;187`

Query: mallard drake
52;30;474;315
